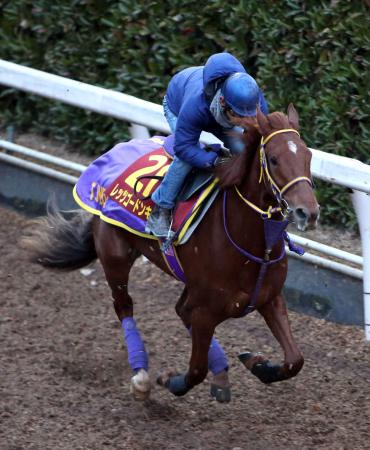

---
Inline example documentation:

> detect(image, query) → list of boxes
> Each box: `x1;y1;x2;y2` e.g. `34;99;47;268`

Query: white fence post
351;190;370;340
129;124;150;139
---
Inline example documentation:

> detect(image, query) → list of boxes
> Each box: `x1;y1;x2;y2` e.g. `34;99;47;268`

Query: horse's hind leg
175;288;231;403
239;294;304;384
94;221;151;400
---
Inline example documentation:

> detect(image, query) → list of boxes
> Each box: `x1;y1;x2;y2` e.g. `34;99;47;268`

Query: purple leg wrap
121;317;148;372
208;336;229;375
188;327;228;375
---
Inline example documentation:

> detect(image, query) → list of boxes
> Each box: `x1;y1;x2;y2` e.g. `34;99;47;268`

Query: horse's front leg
158;306;216;397
239;294;304;384
175;288;230;403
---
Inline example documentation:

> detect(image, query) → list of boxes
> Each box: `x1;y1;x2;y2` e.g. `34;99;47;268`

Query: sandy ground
1;206;369;450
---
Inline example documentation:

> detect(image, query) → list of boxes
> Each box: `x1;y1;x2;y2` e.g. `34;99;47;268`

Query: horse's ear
287;103;300;130
256;105;270;135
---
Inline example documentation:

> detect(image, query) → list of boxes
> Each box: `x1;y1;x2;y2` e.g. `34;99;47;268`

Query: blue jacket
166;52;269;168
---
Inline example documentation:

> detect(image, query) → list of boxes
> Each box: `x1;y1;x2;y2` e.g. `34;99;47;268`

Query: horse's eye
269;156;278;166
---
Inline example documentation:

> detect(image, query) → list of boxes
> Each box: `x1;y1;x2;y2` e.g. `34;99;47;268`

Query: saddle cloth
73;136;219;247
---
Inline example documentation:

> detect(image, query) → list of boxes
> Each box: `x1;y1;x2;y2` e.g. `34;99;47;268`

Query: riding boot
145;205;172;238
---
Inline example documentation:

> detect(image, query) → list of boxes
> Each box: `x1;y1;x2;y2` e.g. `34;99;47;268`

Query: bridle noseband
235;128;312;219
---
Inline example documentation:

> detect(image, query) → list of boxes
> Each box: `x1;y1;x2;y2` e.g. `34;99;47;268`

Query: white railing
0;59;369;340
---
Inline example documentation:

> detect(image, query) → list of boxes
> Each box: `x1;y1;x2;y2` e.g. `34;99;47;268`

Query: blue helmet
221;72;260;117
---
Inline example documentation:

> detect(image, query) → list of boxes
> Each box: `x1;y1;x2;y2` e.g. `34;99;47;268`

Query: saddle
73;135;219;247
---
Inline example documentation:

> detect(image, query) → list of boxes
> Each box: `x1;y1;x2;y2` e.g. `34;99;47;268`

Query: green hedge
0;0;369;227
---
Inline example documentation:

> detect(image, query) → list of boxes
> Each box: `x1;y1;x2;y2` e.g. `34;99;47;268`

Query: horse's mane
214;126;261;189
214;112;293;189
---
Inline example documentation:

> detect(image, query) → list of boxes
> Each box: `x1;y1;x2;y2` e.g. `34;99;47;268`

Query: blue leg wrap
165;374;189;396
208;336;229;375
188;327;228;375
121;317;148;372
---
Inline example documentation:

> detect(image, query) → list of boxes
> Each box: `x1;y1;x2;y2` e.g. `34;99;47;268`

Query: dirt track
1;206;370;450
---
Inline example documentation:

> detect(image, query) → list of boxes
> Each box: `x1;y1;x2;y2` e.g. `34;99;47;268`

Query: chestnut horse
22;105;319;403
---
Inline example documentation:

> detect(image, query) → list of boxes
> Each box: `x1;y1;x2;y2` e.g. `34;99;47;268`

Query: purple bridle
223;129;310;315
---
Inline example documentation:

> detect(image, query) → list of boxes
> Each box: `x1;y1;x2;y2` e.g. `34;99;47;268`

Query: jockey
146;52;269;238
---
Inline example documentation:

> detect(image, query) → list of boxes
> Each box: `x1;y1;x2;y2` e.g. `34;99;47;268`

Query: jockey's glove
214;155;232;167
203;143;220;152
204;143;231;160
203;143;230;155
218;146;232;158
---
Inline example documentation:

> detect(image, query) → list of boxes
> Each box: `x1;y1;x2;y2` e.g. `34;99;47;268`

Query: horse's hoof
210;384;231;403
156;369;178;387
238;351;265;370
238;351;253;364
251;361;282;384
130;369;151;401
157;371;190;396
210;370;231;403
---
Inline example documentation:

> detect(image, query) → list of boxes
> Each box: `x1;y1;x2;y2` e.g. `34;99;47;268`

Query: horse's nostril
295;208;308;221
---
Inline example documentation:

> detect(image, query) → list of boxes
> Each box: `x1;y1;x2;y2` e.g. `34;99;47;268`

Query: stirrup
160;230;176;252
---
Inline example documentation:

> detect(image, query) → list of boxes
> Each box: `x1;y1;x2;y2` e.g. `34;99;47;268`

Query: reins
223;128;309;315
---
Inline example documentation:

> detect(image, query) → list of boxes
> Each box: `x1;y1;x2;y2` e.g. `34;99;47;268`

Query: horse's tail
21;199;97;270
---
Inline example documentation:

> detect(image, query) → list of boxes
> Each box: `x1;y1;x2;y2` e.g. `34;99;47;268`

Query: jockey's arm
174;113;219;169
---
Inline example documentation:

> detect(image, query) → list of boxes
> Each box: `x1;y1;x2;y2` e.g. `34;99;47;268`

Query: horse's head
256;104;320;231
